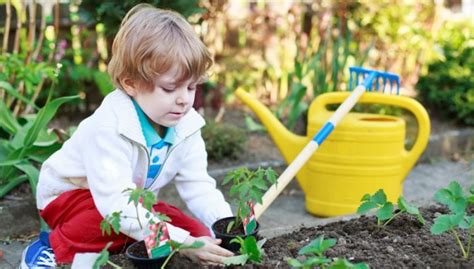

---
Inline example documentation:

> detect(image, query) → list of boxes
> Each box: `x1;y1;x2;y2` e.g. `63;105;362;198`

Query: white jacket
37;89;233;242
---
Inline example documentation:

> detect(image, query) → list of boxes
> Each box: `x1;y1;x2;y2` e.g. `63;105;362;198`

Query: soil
213;217;246;236
103;205;474;268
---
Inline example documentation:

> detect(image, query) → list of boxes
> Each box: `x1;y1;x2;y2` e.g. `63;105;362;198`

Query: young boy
20;4;234;268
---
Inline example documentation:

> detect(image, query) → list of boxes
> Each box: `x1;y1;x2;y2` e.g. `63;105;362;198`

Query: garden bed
106;205;474;268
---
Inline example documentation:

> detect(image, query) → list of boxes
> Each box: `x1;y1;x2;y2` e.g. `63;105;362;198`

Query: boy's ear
121;77;137;97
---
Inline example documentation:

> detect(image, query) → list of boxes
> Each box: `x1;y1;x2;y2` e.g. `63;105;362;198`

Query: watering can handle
313;92;431;177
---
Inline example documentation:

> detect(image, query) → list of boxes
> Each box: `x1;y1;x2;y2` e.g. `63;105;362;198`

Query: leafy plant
201;121;247;161
222;236;267;265
78;0;204;38
287;235;369;269
222;167;277;233
0;66;79;199
430;181;474;259
98;187;203;268
416;19;474;126
357;189;425;226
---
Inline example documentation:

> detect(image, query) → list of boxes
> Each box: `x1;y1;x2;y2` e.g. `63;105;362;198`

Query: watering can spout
234;88;308;163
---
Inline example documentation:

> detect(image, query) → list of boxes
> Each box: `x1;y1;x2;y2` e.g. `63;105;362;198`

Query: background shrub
416;19;474;126
202;121;247;161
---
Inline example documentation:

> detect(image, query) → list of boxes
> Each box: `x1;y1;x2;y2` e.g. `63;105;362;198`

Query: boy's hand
180;236;234;265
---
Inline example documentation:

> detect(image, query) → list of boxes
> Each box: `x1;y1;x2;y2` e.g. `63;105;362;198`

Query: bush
416;19;474;126
202;121;247;161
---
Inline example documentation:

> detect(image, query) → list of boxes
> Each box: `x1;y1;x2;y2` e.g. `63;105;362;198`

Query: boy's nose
176;88;189;105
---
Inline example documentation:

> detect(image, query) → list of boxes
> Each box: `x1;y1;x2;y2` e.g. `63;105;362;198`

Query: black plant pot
211;216;260;252
126;240;168;269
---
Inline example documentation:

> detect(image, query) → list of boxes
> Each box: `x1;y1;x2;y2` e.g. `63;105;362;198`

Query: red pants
40;189;211;263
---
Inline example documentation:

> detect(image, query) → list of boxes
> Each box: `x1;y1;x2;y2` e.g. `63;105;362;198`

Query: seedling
222;167;277;233
286;235;369;269
222;236;267;265
357;189;425;226
430;181;474;259
97;187;203;268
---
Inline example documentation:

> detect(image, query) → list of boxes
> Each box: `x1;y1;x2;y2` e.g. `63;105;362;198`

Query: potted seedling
357;189;425;227
222;235;267;266
97;188;203;269
286;235;369;269
212;167;277;251
430;181;474;259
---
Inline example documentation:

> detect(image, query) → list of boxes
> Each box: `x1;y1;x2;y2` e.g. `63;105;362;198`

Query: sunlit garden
1;0;474;268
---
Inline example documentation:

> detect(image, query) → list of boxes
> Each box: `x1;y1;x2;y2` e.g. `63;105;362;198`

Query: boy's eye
161;87;174;92
188;86;197;91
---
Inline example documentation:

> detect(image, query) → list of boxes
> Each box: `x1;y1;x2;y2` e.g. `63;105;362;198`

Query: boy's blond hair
108;4;212;91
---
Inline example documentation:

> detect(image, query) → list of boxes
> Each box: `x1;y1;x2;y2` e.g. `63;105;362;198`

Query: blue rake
254;66;401;219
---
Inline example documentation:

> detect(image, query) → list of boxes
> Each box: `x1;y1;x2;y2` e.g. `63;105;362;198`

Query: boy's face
128;66;197;128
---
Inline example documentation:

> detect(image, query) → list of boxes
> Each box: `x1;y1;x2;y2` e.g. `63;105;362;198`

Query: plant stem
135;206;142;229
106;260;122;268
161;250;177;269
383;211;403;227
452;229;468;258
466;228;473;259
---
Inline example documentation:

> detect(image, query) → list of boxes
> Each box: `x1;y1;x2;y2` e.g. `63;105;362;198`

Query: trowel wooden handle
254;85;367;220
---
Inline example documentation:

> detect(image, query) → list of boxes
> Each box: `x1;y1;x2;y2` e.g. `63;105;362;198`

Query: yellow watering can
235;88;430;217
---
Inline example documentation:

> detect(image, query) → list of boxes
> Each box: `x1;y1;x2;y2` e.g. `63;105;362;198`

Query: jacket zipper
149;129;201;189
121;129;200;190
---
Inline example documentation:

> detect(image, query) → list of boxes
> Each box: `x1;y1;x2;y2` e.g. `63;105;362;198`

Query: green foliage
100;212;122;236
201;121;247;161
287;235;369;269
416;19;474;126
98;188;202;267
431;181;474;259
93;242;121;269
276;14;367;130
357;189;424;226
223;236;267;265
163;240;205;269
0;63;79;198
78;0;204;38
222;167;277;232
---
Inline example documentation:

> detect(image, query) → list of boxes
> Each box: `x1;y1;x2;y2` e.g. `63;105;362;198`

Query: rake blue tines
348;66;400;95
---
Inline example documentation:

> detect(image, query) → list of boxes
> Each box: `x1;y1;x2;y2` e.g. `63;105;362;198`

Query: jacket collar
105;89;205;147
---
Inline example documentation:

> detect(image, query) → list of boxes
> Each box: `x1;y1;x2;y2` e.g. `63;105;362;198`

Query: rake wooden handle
254;84;367;220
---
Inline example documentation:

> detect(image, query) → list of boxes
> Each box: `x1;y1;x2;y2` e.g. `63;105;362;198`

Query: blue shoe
20;232;56;268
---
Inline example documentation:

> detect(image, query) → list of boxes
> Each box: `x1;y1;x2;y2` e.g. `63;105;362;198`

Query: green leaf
222;254;249;266
287;258;303;267
93;242;113;269
264;167;277;185
360;193;371;202
434;182;467;213
431;214;463;234
303;256;331;266
100;212;122;236
0;98;20;135
23;95;79;148
253;178;267;190
376;202;393;221
357;201;377;214
298;235;336;256
459;215;474;229
0;81;39;110
100;219;112;236
242;236;263;262
330;258;369;269
15;163;39;195
398;197;425;225
372;189;387;205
